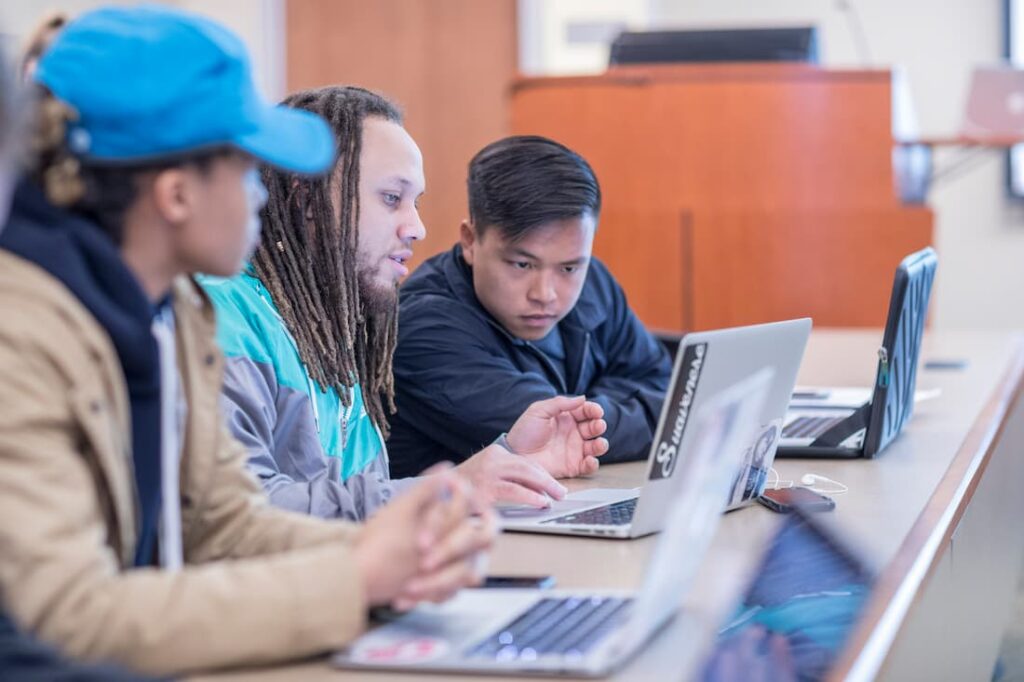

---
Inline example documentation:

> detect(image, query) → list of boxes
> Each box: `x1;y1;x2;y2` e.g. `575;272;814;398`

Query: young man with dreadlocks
201;86;609;519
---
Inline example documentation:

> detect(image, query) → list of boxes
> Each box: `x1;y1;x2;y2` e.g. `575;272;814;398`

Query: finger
404;557;481;604
417;473;470;551
429;476;472;545
583;437;609;459
570;399;604;423
423;515;495;572
391;596;418;612
527;394;586;419
577;417;607;440
393;473;453;549
466;479;494;517
578;455;600;476
498;459;568;500
492;480;552;508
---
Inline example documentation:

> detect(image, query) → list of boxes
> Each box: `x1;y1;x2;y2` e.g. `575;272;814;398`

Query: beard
356;259;399;319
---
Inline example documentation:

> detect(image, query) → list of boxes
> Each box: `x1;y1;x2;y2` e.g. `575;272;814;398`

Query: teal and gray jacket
199;271;413;520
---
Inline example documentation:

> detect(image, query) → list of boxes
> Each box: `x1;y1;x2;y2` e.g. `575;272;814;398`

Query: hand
353;467;496;609
506;396;609;479
456;444;568;508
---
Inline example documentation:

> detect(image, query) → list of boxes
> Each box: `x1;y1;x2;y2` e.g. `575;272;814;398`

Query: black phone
482;575;555;589
757;486;835;514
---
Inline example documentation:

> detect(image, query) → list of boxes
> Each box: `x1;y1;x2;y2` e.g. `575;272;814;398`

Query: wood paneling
286;0;517;271
512;64;934;330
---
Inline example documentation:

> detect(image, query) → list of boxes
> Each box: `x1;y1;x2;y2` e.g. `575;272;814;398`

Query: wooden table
194;330;1024;681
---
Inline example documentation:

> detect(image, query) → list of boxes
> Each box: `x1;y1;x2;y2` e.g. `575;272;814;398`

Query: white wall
0;1;284;100
521;0;1024;330
174;0;285;101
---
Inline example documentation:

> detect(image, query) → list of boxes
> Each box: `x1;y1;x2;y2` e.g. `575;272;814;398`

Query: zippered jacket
387;245;672;478
201;272;413;520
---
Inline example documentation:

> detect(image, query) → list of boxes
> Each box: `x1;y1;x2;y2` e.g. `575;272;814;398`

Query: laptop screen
699;512;873;680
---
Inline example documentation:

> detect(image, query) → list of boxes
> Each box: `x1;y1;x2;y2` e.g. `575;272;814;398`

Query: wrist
494;432;518;455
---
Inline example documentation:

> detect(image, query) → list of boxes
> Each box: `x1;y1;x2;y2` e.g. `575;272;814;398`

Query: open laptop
499;318;811;538
962;66;1024;137
777;247;938;459
332;370;771;678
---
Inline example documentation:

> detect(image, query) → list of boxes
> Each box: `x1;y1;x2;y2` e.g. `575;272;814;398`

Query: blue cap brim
233;105;335;175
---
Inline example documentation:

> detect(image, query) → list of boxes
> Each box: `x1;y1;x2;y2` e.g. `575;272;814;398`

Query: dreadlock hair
253;85;403;436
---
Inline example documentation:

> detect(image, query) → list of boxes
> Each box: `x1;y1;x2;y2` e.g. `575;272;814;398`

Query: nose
398;206;426;242
527;270;557;305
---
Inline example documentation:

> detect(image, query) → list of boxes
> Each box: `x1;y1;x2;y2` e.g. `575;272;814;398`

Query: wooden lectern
511;64;933;332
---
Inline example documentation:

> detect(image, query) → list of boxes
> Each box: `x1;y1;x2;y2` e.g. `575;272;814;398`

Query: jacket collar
440;243;609;341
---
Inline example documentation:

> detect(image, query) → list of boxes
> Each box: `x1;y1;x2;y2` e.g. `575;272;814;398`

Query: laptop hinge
809;403;872;448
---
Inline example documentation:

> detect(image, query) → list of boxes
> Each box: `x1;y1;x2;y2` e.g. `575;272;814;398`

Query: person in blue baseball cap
0;5;495;677
0;22;160;682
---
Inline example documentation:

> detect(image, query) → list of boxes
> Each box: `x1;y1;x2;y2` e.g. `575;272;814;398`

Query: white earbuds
799;473;848;494
766;467;793;490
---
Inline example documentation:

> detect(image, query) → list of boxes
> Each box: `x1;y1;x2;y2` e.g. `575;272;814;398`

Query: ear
459;219;477;266
150;168;193;226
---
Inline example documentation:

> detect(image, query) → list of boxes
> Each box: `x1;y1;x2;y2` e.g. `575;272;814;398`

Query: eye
562;265;579;274
382;192;401;208
508;260;531;270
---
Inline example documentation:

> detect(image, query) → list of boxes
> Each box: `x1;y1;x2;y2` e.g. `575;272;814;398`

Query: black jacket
387;244;671;478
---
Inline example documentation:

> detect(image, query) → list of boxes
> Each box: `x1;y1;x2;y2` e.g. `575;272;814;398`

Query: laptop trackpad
498;488;639;519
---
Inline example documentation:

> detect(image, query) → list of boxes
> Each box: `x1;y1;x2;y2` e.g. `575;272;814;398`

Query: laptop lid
634;319;810;521
963;66;1024;136
862;247;937;457
605;369;773;660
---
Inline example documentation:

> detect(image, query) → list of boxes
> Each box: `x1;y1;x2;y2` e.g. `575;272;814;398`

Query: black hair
467;135;601;242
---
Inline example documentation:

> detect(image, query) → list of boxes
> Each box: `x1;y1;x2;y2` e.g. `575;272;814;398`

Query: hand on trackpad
497;498;596;519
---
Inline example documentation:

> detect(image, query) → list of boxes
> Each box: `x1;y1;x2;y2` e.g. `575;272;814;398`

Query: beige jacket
0;251;369;676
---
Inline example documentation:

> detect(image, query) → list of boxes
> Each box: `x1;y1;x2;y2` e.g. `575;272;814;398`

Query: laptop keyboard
542;497;638;526
466;596;632;661
783;415;847;440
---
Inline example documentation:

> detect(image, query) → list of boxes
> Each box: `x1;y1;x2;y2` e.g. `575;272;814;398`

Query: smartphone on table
757;486;835;513
482;575;556;589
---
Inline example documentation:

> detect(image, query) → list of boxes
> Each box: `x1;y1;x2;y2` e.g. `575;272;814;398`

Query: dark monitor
608;27;819;66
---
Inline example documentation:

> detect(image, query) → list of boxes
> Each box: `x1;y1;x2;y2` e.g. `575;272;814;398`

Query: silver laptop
331;370;771;678
499;318;811;538
962;66;1024;136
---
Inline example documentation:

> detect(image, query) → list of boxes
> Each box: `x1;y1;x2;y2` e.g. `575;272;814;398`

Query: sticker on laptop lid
650;342;708;481
349;635;450;664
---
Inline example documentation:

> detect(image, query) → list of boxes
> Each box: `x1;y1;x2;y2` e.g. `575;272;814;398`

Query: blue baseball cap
34;4;334;175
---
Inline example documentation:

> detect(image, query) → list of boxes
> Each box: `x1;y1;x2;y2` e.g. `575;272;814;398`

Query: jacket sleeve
218;352;398;521
390;283;671;471
0;318;368;677
390;300;565;467
581;278;672;462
